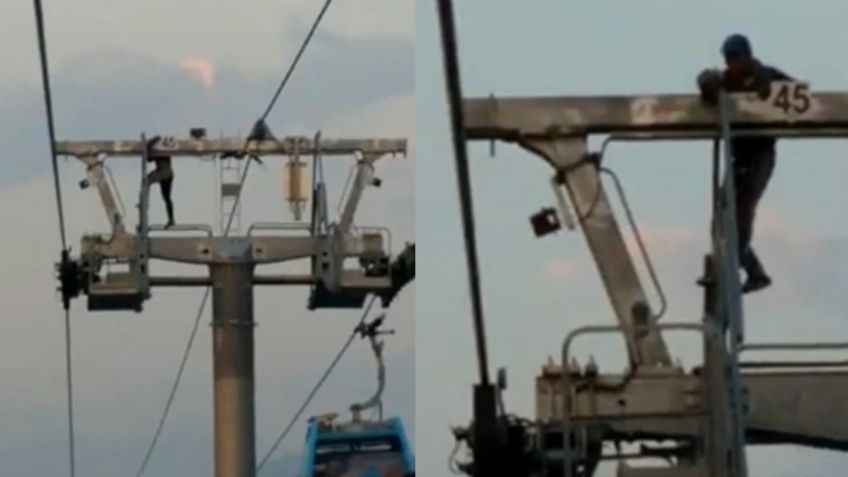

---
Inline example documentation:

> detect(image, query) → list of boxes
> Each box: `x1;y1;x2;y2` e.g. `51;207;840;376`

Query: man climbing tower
146;135;175;228
696;34;792;293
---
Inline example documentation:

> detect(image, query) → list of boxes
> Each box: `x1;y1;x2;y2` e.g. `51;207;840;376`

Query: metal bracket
522;137;671;367
79;154;128;237
338;154;379;234
350;314;395;421
555;323;714;477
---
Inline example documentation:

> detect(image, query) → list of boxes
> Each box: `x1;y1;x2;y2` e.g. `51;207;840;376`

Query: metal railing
559;322;714;475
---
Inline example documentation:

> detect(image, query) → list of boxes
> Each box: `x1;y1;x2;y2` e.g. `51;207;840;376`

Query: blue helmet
721;34;752;59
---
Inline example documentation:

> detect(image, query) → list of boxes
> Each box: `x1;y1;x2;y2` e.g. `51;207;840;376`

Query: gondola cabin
300;414;414;476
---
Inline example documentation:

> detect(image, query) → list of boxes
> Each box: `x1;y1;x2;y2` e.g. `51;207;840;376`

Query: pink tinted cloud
757;206;813;244
543;257;574;279
540;209;813;280
179;57;215;89
541;226;697;280
624;224;698;256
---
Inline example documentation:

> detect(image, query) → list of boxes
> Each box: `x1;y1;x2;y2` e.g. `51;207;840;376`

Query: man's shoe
742;274;771;294
165;219;175;229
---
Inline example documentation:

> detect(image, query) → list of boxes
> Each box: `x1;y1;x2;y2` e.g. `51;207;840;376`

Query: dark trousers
731;147;775;277
148;167;174;223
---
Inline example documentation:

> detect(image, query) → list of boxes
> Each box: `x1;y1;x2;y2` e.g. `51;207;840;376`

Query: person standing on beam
696;33;793;293
145;135;176;228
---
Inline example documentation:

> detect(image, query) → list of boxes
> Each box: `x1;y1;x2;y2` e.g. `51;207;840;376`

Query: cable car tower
437;4;848;477
54;132;415;477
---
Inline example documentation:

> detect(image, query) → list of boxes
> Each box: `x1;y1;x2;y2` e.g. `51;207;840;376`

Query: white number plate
767;80;813;118
160;136;177;149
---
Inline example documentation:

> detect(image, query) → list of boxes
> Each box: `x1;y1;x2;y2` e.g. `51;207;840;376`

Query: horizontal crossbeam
149;275;315;286
82;233;378;265
745;370;848;451
536;364;848;452
56;136;407;158
463;92;848;138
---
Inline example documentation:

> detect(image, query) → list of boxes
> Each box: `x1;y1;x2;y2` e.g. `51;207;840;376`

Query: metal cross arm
80;233;376;265
55;136;408;159
462;90;848;139
71;232;392;310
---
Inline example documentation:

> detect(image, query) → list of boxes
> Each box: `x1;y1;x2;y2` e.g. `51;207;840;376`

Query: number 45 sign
766;80;814;119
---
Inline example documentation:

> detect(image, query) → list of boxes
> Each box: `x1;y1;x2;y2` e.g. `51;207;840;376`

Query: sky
0;1;413;477
416;1;848;477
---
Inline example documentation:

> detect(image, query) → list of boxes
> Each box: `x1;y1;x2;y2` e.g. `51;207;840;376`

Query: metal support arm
79;155;127;236
522;138;671;367
338;155;378;234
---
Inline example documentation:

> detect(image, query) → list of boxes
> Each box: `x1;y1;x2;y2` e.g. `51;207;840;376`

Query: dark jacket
722;60;793;162
145;135;172;170
146;154;172;170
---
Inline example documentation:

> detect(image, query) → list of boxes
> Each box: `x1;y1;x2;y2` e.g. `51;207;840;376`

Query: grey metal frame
521;137;672;367
462;92;848;138
59;133;408;477
461;89;848;477
559;323;713;475
56;136;406;158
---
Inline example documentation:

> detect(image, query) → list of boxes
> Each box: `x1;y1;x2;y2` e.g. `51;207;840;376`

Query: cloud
1;29;413;186
0;0;413;88
543;257;574;279
625;223;699;258
617;207;834;274
536;224;698;282
532;210;848;344
179;57;215;89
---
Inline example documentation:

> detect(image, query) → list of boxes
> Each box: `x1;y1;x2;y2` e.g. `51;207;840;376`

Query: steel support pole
210;262;256;477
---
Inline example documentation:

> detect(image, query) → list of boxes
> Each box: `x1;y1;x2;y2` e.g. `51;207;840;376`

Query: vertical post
138;134;150;299
711;138;720;228
701;255;731;476
473;383;499;477
717;91;748;477
140;133;149;238
210;262;257;477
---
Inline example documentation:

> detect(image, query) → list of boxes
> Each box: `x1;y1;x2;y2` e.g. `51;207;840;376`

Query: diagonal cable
436;0;491;385
258;0;335;122
32;2;75;476
32;0;68;250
